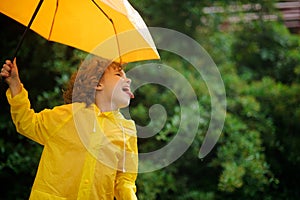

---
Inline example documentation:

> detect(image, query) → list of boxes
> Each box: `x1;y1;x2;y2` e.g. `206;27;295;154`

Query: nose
126;77;132;84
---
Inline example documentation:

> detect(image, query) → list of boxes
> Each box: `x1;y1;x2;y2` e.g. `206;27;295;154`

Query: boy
1;56;138;199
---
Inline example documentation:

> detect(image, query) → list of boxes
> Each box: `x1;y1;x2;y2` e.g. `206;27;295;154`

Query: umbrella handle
13;0;44;58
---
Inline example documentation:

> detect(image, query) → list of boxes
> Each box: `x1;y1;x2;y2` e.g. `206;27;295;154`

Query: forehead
105;65;122;73
103;64;126;78
111;62;123;70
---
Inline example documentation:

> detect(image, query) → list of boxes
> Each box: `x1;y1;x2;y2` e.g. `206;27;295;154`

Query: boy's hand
1;58;22;97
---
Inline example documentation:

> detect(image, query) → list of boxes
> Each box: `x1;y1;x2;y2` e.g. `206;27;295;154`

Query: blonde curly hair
63;56;123;106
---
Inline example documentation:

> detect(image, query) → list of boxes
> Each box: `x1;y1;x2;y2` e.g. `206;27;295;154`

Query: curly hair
63;56;123;106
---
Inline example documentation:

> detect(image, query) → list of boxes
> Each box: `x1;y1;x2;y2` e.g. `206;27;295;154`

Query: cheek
104;79;120;92
107;80;122;97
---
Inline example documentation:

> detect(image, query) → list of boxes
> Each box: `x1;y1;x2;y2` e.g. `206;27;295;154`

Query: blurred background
0;0;299;199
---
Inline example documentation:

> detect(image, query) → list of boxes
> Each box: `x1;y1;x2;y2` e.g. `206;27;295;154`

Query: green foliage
245;77;300;197
137;168;177;200
232;21;300;84
0;113;42;199
131;0;205;37
35;47;86;109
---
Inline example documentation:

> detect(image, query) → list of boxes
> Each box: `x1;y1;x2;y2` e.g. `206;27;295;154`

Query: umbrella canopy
0;0;160;63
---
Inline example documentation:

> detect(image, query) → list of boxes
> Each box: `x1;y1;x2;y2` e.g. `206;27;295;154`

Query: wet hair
63;56;123;106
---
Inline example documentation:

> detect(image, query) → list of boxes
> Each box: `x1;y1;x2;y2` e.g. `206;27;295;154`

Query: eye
115;73;121;76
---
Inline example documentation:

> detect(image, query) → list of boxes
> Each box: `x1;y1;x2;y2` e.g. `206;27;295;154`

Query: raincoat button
85;179;89;184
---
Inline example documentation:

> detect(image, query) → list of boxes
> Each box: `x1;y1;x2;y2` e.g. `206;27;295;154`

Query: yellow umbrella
0;0;160;63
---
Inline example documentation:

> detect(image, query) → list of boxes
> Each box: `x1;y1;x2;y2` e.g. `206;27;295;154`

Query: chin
112;93;131;109
117;99;130;109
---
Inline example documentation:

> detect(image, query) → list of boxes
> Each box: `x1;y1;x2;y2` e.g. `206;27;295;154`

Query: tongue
129;91;135;99
124;90;134;99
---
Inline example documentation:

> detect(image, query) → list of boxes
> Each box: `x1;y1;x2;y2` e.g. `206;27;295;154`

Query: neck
95;93;118;112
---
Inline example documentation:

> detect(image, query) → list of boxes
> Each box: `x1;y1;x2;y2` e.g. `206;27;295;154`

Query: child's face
98;65;134;110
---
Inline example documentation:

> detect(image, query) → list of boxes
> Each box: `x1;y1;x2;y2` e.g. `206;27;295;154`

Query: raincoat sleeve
6;86;71;145
115;171;138;200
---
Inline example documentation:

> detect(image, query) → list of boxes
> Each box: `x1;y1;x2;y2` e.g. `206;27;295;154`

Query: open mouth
122;87;130;92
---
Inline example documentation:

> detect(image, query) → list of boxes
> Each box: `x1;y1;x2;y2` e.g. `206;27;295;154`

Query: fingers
1;59;17;78
1;60;11;77
1;58;21;90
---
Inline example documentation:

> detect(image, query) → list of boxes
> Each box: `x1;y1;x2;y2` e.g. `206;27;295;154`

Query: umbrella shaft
13;0;44;59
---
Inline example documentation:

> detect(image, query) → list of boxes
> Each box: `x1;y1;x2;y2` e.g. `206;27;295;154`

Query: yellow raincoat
7;86;138;200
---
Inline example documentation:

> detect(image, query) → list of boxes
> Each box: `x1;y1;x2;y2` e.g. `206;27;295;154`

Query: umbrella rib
48;0;59;40
91;0;122;63
91;0;112;23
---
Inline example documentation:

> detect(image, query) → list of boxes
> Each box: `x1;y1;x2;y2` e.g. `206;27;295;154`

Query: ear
95;83;104;91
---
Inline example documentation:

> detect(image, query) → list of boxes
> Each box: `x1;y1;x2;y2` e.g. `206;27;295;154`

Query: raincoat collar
89;103;124;119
